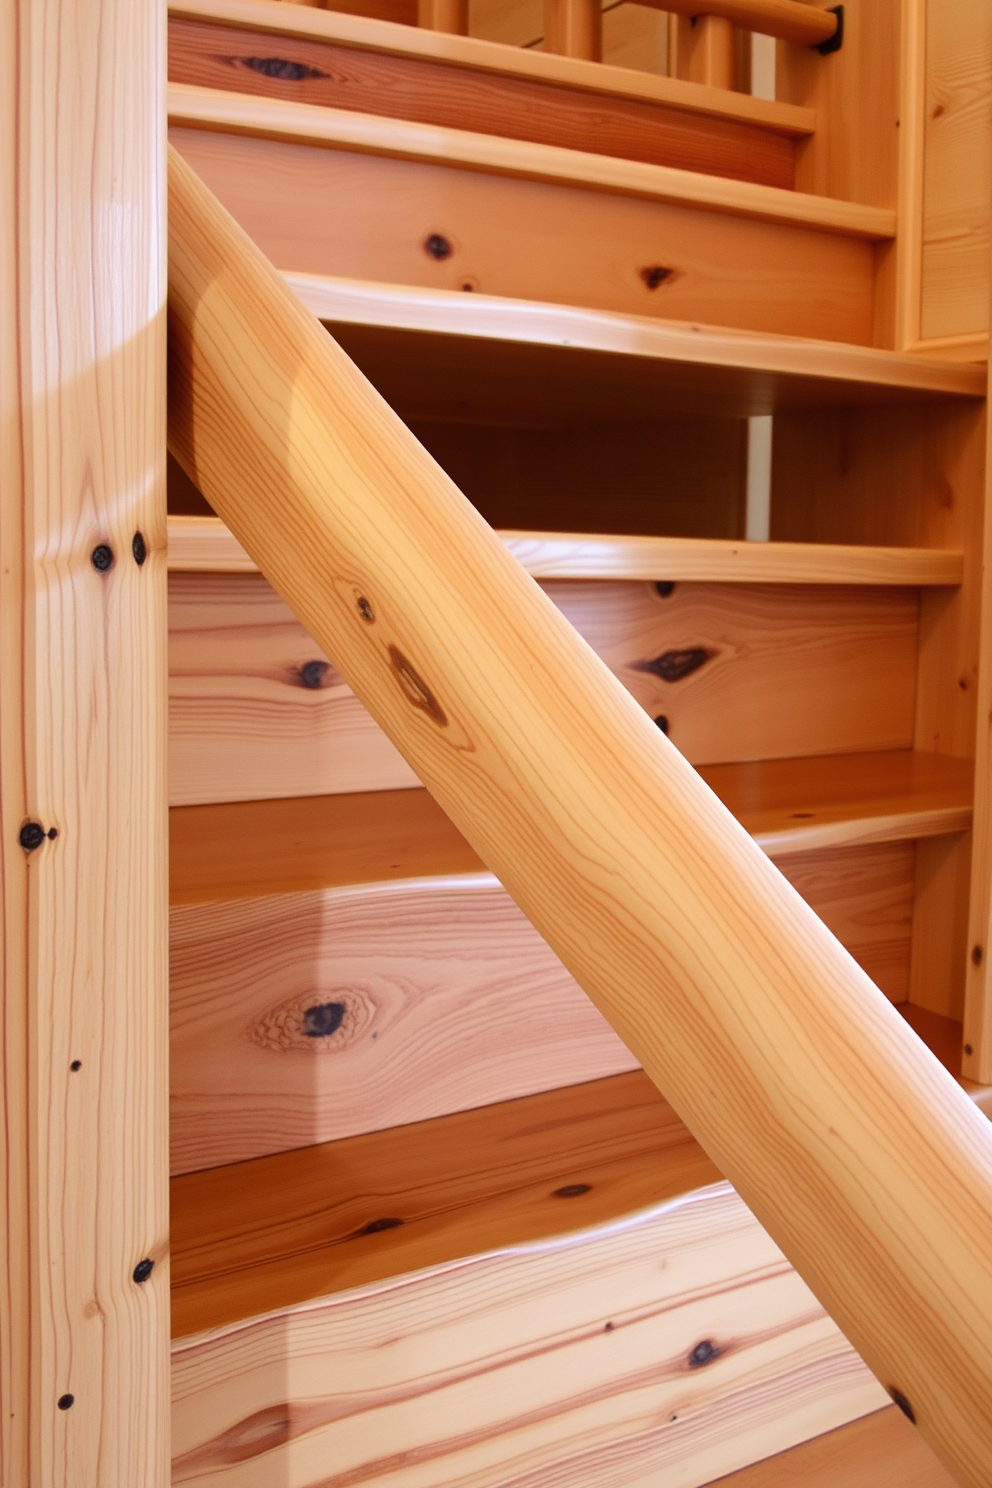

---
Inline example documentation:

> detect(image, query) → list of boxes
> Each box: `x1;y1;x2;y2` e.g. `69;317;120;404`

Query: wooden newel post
543;0;602;62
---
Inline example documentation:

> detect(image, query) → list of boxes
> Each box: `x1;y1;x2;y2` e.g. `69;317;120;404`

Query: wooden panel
171;1177;885;1488
169;127;878;343
169;772;939;1173
711;1406;956;1488
169;512;968;586
920;0;992;342
170;572;918;804
775;843;915;1003
0;0;169;1483
167;15;797;186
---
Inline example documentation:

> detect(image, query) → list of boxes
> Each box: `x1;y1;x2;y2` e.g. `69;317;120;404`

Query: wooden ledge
169;753;973;905
283;275;987;412
168;0;816;137
167;514;965;587
171;1068;721;1337
168;83;892;239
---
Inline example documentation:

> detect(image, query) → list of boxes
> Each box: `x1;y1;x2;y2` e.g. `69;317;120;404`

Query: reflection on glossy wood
171;1172;885;1488
170;572;919;804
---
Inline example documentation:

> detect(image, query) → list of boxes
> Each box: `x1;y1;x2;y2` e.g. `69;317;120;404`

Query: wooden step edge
167;82;894;240
168;0;817;138
753;804;973;858
166;515;966;587
284;273;987;400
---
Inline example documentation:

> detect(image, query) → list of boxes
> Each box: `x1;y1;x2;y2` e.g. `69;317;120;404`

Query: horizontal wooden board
167;83;888;238
711;1405;956;1488
168;126;878;344
170;1187;886;1488
168;16;798;188
167;514;966;586
169;572;919;804
167;0;817;135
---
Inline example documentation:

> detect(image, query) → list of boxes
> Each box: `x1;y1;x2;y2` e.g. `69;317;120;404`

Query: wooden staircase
164;3;991;1485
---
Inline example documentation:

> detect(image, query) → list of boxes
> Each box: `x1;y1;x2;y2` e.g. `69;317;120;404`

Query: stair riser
171;1183;886;1487
169;573;918;807
168;127;875;343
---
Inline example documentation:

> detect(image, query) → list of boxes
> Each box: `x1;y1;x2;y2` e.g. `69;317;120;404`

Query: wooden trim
168;146;992;1486
167;0;817;135
167;513;965;585
906;332;990;364
283;273;987;401
653;0;839;50
1;2;169;1482
895;0;927;350
167;82;895;238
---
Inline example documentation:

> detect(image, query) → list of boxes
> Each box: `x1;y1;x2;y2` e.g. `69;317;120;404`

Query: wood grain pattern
0;2;170;1483
171;1172;886;1488
168;0;818;134
167;14;798;187
168;513;967;585
169;571;919;804
169;127;877;344
167;81;893;238
168;149;992;1484
920;0;991;343
708;1405;956;1488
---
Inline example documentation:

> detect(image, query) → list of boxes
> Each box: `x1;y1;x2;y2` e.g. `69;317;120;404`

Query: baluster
543;0;602;62
418;0;470;33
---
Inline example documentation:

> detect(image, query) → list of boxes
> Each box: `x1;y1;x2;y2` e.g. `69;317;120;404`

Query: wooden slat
168;514;966;586
167;81;894;238
168;571;919;805
171;1173;885;1488
170;126;877;344
168;13;797;187
0;1;169;1482
707;1405;956;1488
168;0;818;135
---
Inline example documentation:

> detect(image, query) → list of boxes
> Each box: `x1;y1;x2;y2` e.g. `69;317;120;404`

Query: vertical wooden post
674;14;738;90
0;0;169;1484
418;0;469;34
544;0;602;62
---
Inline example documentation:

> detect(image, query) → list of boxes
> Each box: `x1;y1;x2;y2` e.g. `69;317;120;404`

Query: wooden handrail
633;0;840;49
167;145;992;1488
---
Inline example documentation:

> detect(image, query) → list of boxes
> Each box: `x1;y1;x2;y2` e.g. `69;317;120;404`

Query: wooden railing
167;144;992;1488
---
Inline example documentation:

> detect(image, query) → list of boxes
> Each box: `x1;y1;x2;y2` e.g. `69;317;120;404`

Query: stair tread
283;274;985;421
171;1068;721;1337
168;514;965;587
706;1405;956;1487
169;752;973;905
169;0;816;138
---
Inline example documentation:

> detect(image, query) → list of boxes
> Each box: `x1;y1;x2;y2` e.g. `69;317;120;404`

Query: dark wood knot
688;1339;721;1368
389;645;447;726
636;647;712;683
553;1183;591;1198
242;56;327;81
299;660;329;689
303;1002;346;1038
359;1217;403;1236
640;266;675;290
889;1388;916;1423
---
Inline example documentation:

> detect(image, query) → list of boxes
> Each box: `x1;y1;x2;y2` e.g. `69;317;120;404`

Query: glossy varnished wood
171;1070;721;1334
168;513;966;586
171;1176;884;1488
168;150;992;1484
168;15;797;187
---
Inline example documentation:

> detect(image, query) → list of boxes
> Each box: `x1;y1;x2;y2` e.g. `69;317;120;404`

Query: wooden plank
167;82;894;238
920;0;992;343
169;572;919;805
282;275;986;415
168;13;797;187
169;127;877;345
0;1;169;1483
168;0;818;134
168;514;967;586
171;1175;885;1488
168;148;992;1484
707;1405;956;1488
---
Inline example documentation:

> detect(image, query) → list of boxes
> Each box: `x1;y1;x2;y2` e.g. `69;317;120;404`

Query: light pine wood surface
707;1405;956;1488
168;149;992;1484
168;570;919;804
168;0;817;132
168;513;967;585
171;1172;885;1488
0;2;170;1483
